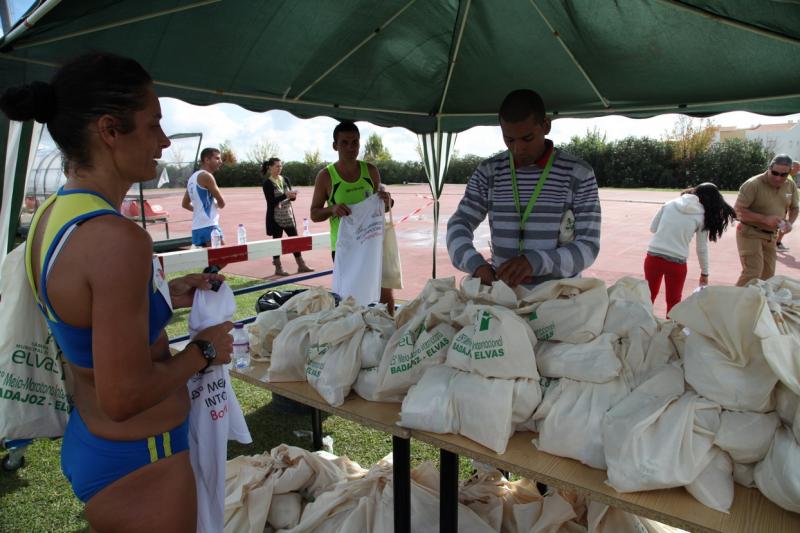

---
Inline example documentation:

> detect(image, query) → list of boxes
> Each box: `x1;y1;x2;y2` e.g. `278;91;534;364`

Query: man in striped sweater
446;89;601;288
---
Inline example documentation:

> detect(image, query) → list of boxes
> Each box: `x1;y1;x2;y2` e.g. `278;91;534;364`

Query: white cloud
158;98;800;164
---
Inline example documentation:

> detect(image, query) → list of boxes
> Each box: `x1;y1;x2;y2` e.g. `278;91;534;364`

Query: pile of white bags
516;278;609;343
669;286;779;412
224;445;368;532
354;292;460;402
399;366;541;454
225;447;684;533
396;281;541;454
532;376;631;469
248;287;337;361
604;364;721;492
446;303;539;380
394;277;459;327
266;298;395;406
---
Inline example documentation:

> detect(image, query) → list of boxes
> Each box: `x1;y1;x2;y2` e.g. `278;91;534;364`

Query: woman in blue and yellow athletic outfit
1;54;234;531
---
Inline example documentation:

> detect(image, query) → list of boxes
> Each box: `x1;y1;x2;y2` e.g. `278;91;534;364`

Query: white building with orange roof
714;121;800;158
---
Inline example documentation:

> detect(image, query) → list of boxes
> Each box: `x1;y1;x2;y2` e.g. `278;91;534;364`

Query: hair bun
29;81;57;123
0;80;56;123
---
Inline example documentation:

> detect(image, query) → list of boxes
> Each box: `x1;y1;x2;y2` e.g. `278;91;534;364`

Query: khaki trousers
736;230;776;286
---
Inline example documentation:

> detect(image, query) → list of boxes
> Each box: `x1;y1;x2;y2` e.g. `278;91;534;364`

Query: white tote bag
332;195;384;305
0;244;70;440
381;207;403;289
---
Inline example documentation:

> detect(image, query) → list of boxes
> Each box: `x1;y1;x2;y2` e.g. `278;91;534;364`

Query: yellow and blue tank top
327;161;374;251
25;188;173;368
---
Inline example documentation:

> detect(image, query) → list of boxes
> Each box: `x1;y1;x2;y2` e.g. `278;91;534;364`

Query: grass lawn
0;273;472;531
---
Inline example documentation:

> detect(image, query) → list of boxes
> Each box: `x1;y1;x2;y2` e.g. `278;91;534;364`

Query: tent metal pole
656;0;800;47
0;0;12;35
439;89;800;119
154;79;432;117
12;0;222;49
293;0;418;100
0;0;61;47
437;0;472;115
527;0;610;109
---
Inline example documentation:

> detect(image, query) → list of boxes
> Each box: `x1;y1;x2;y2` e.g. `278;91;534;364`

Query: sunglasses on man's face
771;170;790;177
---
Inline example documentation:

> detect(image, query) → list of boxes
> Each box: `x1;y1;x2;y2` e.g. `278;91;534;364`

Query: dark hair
0;53;152;170
200;147;220;162
261;157;281;175
333;120;359;143
499;89;547;123
686;182;737;242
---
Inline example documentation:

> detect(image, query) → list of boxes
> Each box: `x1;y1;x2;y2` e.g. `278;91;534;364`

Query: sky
158;97;800;164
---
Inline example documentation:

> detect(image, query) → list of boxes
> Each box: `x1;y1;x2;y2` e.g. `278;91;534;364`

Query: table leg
440;449;458;533
311;408;323;451
392;436;410;533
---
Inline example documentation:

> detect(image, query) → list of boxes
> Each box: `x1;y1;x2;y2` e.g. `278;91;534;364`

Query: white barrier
157;233;330;274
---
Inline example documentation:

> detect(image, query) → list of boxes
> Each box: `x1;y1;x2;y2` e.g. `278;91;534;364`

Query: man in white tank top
182;148;226;246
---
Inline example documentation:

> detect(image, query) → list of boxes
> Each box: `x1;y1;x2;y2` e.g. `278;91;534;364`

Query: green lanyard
510;150;556;253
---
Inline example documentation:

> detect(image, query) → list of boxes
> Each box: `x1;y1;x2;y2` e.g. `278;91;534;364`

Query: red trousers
644;253;687;315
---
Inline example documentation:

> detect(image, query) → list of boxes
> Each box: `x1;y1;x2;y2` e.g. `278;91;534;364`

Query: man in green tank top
310;120;395;313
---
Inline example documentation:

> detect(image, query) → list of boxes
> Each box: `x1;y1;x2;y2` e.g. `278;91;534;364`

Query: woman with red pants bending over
644;183;736;315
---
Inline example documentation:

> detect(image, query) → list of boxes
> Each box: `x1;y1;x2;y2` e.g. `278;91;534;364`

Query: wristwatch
188;339;216;372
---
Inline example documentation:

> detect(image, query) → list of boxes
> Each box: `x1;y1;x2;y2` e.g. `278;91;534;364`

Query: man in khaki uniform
734;154;799;286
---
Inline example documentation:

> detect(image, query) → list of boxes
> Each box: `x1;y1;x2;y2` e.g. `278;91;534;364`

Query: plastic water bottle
232;323;250;369
210;228;222;248
303;217;311;236
237;224;247;244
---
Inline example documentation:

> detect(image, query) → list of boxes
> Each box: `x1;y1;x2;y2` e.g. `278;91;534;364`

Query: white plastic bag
332;195;384;305
516;277;609;343
683;330;777;412
305;312;366;406
359;307;395;368
533;377;630;469
714;410;780;463
451;372;515;454
604;365;722;492
268;313;321;382
446;303;539;380
395;277;458;328
0;244;70;440
247;308;289;361
399;365;460;433
685;447;734;513
381;208;403;290
535;333;621;383
459;277;518;308
754;426;800;513
364;314;456;403
282;286;337;315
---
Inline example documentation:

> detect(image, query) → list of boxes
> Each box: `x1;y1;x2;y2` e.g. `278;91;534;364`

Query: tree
219;139;238;165
303;148;322;168
363;132;392;161
245;137;280;163
664;116;717;161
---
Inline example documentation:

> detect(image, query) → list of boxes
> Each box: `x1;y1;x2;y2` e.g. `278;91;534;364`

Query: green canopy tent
1;0;799;271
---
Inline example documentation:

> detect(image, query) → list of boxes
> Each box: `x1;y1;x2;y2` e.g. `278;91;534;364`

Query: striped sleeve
524;161;601;279
446;161;491;275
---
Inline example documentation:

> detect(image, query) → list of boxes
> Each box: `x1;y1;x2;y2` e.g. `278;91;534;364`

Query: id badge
152;256;173;311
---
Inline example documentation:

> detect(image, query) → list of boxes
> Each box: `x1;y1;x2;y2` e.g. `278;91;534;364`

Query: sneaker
777;242;789;251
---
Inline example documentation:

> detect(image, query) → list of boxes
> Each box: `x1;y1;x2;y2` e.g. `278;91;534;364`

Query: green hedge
205;136;770;191
560;135;770;190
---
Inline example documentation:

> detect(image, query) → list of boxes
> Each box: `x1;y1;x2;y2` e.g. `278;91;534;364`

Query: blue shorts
191;225;222;246
61;409;190;503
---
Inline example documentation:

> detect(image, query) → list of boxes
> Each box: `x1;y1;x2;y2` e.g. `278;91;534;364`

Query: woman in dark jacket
262;157;313;275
